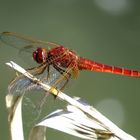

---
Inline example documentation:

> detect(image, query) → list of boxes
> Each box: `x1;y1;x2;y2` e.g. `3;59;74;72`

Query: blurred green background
0;0;140;139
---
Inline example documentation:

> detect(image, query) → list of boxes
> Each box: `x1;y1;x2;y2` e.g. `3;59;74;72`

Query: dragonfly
1;32;140;96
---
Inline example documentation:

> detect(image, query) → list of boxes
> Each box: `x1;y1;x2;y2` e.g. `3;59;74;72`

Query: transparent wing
0;32;60;50
8;65;69;95
0;32;61;65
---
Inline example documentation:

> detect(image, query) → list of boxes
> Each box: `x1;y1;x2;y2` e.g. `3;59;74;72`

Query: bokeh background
0;0;140;139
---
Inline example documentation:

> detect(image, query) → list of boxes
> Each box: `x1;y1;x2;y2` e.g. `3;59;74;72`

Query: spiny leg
40;61;72;91
26;62;48;76
47;65;50;80
48;60;79;98
51;59;79;93
53;64;71;91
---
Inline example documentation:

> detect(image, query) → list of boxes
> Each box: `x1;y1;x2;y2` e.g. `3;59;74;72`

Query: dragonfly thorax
48;46;79;69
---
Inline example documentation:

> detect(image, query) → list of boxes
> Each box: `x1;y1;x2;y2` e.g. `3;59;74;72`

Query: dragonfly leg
48;72;70;98
60;73;71;90
52;64;71;91
51;60;79;93
46;65;50;80
40;65;51;82
26;62;47;76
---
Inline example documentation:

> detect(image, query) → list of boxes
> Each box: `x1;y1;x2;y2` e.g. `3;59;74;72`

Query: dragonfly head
33;48;47;63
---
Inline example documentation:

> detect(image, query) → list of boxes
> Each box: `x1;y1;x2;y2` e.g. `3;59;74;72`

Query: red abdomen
78;57;140;77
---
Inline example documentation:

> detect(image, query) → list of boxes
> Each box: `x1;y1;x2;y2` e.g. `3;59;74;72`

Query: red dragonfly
1;32;140;95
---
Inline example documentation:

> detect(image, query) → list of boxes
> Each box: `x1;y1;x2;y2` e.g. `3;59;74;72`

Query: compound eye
33;48;46;63
33;50;37;60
